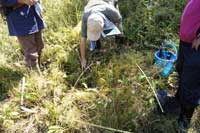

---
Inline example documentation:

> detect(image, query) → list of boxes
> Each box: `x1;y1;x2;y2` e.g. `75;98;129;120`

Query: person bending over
80;0;122;69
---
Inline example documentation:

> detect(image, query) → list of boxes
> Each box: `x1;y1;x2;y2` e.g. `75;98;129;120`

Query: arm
80;15;88;69
20;0;36;5
80;37;87;69
104;4;122;24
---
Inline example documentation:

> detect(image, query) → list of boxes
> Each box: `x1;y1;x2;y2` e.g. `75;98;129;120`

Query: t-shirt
81;0;122;38
2;0;45;36
180;0;200;43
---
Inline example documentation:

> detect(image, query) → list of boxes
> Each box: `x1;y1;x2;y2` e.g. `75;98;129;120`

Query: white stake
20;77;25;106
136;63;164;113
20;77;37;113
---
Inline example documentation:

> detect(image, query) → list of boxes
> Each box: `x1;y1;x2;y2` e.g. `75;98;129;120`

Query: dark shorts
176;41;200;107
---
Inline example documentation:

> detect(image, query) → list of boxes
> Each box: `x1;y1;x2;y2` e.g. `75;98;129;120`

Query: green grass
0;0;199;133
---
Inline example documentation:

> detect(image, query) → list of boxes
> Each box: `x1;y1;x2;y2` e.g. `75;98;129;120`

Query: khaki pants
17;31;44;68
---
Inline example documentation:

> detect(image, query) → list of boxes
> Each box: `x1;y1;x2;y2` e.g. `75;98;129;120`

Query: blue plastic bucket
154;43;177;76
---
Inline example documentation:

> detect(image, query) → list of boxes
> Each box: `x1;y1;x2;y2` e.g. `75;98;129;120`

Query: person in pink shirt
157;0;200;131
180;0;200;44
175;0;200;131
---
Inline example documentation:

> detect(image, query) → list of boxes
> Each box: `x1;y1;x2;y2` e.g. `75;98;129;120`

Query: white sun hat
87;13;104;41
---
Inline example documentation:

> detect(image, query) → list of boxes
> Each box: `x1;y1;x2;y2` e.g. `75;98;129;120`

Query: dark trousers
17;31;44;68
175;40;200;120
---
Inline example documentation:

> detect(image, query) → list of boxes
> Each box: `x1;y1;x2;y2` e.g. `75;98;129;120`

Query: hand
81;59;87;71
192;36;200;51
115;23;120;27
23;0;36;5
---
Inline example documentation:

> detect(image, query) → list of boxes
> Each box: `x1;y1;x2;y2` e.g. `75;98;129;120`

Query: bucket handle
162;43;177;55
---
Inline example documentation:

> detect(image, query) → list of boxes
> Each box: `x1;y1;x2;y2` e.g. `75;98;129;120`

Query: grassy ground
0;0;199;132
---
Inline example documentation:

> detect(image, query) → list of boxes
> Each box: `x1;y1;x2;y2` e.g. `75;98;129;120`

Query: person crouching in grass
80;0;123;70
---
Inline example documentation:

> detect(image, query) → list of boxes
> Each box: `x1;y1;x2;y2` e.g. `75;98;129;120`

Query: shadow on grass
139;111;179;133
0;66;23;101
94;106;179;133
87;87;180;133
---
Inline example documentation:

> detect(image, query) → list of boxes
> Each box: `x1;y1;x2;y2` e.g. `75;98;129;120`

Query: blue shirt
2;0;45;36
